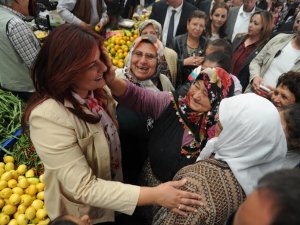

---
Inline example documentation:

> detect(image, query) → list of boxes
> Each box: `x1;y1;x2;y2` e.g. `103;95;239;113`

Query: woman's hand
101;46;116;86
139;179;203;217
101;46;127;96
194;56;204;66
251;76;263;93
184;56;204;66
155;179;203;216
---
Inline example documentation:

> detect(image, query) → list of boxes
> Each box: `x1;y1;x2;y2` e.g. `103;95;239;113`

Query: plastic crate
0;129;22;159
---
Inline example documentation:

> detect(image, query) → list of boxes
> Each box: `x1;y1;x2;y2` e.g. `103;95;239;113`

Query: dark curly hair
277;71;300;103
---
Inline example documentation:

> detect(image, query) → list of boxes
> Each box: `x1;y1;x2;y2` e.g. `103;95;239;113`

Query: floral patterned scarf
173;67;234;158
73;91;123;181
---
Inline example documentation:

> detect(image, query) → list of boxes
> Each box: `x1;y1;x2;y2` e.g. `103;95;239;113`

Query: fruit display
2;134;43;177
104;29;139;68
132;5;151;23
132;5;152;29
0;155;48;225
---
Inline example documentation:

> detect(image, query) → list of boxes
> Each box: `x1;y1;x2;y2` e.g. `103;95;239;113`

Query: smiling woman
105;66;234;183
138;19;178;86
72;47;108;98
153;93;287;225
188;80;211;112
170;10;207;88
21;24;203;224
116;35;174;91
105;65;234;222
114;36;174;185
271;71;300;109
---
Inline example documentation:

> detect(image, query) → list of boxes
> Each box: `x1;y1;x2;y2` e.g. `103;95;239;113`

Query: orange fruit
112;59;118;65
110;49;116;56
117;61;124;68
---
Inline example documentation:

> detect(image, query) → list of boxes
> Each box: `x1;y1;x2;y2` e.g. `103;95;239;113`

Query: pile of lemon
104;29;139;68
0;156;48;225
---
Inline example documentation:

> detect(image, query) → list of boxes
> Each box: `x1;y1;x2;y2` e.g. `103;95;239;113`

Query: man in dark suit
150;0;197;47
186;0;212;15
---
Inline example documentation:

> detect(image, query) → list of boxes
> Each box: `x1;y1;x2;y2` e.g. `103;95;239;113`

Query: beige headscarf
124;35;165;90
138;19;163;40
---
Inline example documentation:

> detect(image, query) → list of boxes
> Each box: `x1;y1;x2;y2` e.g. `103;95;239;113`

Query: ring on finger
178;204;182;210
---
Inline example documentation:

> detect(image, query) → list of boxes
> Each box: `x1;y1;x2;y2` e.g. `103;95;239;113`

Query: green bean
0;89;24;144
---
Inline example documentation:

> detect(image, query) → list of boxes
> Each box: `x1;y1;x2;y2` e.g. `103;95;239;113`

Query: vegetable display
2;135;44;177
0;89;47;224
0;90;23;145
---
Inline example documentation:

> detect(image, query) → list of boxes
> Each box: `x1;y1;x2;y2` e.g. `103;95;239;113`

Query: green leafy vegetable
0;89;24;144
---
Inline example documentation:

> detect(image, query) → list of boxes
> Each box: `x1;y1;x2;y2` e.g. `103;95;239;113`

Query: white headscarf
198;93;287;195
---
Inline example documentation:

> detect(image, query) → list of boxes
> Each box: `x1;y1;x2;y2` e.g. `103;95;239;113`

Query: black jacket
149;0;197;37
171;33;207;88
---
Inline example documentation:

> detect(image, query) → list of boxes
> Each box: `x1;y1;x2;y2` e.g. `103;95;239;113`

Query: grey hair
0;0;14;6
138;19;162;40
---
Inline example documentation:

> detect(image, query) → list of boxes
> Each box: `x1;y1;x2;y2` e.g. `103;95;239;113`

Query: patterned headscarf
172;67;234;158
124;35;164;90
191;66;234;119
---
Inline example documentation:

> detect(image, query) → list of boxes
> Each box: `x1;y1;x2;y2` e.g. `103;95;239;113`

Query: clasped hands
184;55;204;67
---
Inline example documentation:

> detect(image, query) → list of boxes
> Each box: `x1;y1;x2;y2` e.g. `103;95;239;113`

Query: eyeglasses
141;31;158;37
132;50;157;61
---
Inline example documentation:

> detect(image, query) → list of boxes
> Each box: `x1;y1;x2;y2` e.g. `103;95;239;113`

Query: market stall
104;4;152;68
0;90;48;225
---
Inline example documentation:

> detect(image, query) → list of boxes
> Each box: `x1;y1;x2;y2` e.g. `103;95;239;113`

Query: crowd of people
1;0;300;224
